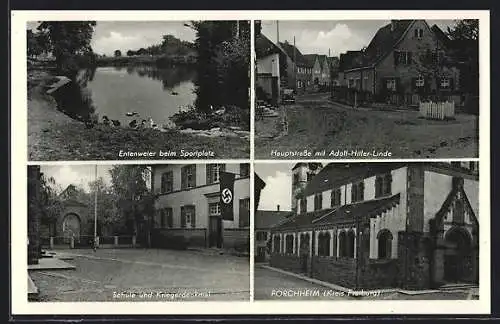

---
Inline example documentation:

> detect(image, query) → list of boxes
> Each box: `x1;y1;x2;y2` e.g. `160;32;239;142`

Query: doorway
443;227;473;283
209;216;222;248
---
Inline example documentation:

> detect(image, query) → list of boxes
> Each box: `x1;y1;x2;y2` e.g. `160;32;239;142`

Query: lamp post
93;164;98;251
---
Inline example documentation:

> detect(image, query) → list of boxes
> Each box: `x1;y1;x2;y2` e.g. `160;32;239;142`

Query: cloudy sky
27;21;196;56
40;165;114;193
255;163;295;211
261;20;457;57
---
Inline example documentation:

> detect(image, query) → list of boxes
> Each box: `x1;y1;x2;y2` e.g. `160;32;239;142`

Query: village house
151;164;250;251
255;32;284;105
339;20;461;106
278;40;313;94
270;162;479;290
304;54;332;88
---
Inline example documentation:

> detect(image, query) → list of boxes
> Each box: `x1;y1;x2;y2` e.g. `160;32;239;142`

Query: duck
102;116;110;126
111;120;121;127
126;111;139;117
85;119;96;129
129;119;138;128
171;91;179;95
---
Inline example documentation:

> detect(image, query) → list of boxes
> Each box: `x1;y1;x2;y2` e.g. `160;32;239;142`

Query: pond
52;65;197;129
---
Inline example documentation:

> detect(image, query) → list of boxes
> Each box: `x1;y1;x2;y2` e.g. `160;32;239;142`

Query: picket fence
419;101;455;120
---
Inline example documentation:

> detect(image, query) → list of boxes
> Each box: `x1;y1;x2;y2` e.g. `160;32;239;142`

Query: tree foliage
114;49;122;57
35;21;97;75
191;21;250;113
27;29;50;58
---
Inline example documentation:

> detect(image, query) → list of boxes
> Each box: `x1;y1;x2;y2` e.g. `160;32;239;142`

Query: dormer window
314;193;323;211
331;188;341;207
351;181;364;203
375;173;392;198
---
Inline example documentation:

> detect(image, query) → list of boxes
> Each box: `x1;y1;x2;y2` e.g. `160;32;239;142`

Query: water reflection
50;64;197;128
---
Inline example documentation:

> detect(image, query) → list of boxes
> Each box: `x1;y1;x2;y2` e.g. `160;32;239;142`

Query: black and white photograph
254;162;479;300
27;163;250;301
27;21;250;160
254;19;479;159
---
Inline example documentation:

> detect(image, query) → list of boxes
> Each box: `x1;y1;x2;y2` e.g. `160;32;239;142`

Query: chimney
277;205;280;211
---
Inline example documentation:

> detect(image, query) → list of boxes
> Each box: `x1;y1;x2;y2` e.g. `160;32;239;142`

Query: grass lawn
255;98;478;159
27;71;249;160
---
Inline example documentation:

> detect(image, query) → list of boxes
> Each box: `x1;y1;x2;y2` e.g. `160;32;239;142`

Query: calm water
53;65;197;128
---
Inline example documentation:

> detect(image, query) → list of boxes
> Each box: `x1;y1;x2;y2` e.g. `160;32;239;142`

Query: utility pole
293;36;297;93
276;20;280;44
93;164;98;251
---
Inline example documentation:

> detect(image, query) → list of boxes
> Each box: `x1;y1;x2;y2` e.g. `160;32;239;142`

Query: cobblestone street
29;249;250;301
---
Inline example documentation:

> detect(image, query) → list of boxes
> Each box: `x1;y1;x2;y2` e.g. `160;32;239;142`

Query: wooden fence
419;101;455;120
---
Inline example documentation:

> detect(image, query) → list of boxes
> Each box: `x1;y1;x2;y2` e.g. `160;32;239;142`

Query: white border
11;10;490;315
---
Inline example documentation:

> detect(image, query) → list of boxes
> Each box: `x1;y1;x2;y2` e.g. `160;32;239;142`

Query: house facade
255;209;293;262
270;162;479;290
279;41;313;94
255;33;284;105
151;163;250;251
340;20;461;106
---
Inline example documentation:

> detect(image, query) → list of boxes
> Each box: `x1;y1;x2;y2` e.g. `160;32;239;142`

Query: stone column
353;227;357;259
314;231;320;256
309;231;313;257
336;230;340;257
297;233;301;256
50;237;54;250
70;236;75;249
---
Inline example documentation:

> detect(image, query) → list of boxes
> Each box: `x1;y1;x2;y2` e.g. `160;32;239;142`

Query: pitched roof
62;198;88;207
303;163;407;197
274;194;401;231
255;33;282;59
303;54;318;66
339;50;364;71
255;172;266;190
255;210;294;229
278;41;310;67
430;24;451;49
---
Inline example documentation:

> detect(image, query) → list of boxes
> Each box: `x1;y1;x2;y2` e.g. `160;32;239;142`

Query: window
394;51;412;65
256;231;268;241
181;165;196;189
307;172;314;182
331;188;341;207
273;235;281;253
377;229;393;259
161;171;173;193
300;198;307;214
285;234;294;254
416;75;425;87
375;173;392;198
348;78;355;88
386;78;396;91
209;202;220;216
239;163;250;177
181;205;195;228
414;28;423;39
293;173;299;185
351;181;364;203
440;77;450;89
314;193;322;211
206;164;225;184
317;232;331;256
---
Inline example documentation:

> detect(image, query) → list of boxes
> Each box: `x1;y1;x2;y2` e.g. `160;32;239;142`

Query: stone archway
62;213;81;242
443;227;473;283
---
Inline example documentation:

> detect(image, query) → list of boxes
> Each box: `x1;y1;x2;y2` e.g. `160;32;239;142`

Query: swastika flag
220;171;235;221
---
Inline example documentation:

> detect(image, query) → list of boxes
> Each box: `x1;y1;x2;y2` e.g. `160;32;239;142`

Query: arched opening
299;233;310;273
318;232;331;256
285;234;294;254
347;230;356;258
62;213;81;242
338;231;346;257
444;227;473;283
377;229;393;259
273;235;281;253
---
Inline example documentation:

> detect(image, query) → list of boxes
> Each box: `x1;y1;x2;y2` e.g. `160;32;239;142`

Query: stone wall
311;257;356;288
358;259;399;289
270;253;303;274
397;231;431;289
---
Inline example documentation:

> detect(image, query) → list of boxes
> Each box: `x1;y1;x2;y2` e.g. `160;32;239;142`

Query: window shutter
206;165;212;184
180;206;186;228
190;205;196;228
414;29;418;38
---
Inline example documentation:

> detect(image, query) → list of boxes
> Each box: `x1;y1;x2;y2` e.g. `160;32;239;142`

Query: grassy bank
28;70;249;160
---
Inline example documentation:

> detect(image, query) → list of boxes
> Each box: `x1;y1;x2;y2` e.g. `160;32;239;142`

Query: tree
86;177;121;234
27;29;49;59
109;165;155;236
114;49;122;57
32;173;64;237
126;49;135;56
36;21;97;74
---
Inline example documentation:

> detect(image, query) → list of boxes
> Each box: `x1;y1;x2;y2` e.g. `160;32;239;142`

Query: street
29;248;250;301
255;93;478;159
254;266;478;301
